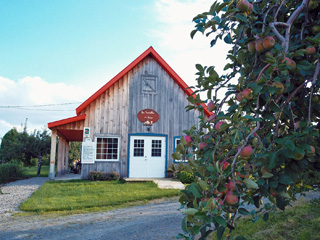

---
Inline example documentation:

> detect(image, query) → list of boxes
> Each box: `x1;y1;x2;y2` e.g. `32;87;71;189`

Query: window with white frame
96;137;120;161
173;136;194;163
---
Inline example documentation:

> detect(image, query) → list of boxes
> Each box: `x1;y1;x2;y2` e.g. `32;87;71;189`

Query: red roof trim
48;114;86;129
76;46;211;117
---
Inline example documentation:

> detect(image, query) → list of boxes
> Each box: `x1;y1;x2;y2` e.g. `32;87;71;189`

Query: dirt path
0;199;184;240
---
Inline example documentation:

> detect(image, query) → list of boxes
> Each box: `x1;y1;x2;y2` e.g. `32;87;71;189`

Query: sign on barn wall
137;109;160;125
81;141;95;164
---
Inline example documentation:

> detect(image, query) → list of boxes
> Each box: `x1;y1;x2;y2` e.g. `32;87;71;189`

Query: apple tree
174;0;320;239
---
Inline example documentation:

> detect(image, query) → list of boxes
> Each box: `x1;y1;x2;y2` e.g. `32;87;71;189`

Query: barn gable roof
76;46;211;117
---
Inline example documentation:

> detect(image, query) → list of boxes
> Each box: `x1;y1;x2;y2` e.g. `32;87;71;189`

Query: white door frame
128;134;167;178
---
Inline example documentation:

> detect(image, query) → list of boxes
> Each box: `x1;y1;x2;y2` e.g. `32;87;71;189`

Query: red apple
262;36;276;50
236;0;250;12
242;88;253;100
207;100;215;112
199;142;207;150
272;82;284;95
306;145;316;156
184;135;191;144
227;181;236;191
225;192;239;205
248;41;256;53
255;39;265;53
282;57;296;70
240;145;253;159
216;121;226;131
237;92;244;102
221;161;230;171
306;46;316;55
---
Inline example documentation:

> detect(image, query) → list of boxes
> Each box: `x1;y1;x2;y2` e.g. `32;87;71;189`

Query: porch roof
48;114;86;142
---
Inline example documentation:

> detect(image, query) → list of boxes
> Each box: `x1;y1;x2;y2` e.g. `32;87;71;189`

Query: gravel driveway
0;178;184;240
0;178;319;240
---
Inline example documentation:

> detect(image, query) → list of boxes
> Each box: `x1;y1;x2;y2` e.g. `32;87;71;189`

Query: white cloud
0;76;92;140
150;0;232;89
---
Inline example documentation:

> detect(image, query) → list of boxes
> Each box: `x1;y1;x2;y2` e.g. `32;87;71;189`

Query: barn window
173;136;196;163
96;137;120;161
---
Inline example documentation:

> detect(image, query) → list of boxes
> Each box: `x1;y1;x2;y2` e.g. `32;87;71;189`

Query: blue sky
0;0;230;140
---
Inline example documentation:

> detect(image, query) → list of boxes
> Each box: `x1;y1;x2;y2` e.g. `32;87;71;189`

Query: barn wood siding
80;73;129;179
128;56;200;167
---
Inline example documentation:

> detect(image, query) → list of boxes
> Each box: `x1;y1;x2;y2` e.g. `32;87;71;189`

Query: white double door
129;136;166;178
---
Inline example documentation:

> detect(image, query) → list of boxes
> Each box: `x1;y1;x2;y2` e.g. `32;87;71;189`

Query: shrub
0;162;24;183
107;171;120;181
179;171;194;184
88;171;105;181
88;171;120;181
167;163;187;179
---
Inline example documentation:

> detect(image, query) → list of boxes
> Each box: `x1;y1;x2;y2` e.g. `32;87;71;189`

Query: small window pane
134;139;144;157
152;140;161;157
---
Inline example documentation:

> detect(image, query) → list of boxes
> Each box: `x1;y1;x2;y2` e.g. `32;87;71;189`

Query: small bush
88;171;120;181
0;162;24;183
179;171;194;184
88;171;105;181
107;171;120;181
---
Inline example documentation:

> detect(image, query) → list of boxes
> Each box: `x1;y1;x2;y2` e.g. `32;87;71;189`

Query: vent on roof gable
141;71;158;94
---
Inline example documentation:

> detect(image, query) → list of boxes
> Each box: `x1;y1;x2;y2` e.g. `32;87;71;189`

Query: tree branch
308;59;320;125
284;0;308;53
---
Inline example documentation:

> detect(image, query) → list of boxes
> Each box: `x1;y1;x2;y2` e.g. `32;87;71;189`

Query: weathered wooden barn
48;47;211;179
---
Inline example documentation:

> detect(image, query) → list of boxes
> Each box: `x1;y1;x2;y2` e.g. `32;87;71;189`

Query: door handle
145;156;147;161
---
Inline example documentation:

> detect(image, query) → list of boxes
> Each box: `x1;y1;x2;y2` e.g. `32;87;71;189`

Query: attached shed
48;46;211;179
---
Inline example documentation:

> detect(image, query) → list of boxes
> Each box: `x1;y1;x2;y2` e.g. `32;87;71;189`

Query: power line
0;102;82;108
0;102;81;112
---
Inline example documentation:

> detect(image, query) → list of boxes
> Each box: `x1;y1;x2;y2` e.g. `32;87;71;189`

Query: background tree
0;128;21;163
0;127;51;169
174;0;320;239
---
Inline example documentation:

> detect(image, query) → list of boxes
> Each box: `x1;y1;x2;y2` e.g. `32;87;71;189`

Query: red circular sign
137;109;159;125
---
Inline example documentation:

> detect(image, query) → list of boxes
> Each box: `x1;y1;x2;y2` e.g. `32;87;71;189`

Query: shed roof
76;46;211;117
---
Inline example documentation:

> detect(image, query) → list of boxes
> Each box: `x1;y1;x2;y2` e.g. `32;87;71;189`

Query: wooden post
61;138;66;175
49;129;57;180
65;141;69;174
57;137;63;176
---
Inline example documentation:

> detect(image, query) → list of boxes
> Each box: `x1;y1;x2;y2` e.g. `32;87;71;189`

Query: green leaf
190;29;197;39
262;172;274;178
234;13;247;23
268;151;279;169
279;175;294;184
224;33;232;44
180;136;187;145
238;208;250;216
243;179;259;189
181;217;187;232
217;226;225;240
172;152;181;160
183;208;198;216
268;100;281;113
189;183;203;198
214;216;227;227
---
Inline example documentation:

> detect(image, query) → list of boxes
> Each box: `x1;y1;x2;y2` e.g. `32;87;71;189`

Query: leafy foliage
0;127;51;166
174;0;320;239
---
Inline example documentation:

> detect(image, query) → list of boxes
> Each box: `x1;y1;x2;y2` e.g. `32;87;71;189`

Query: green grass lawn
20;180;180;214
22;165;51;177
209;198;320;240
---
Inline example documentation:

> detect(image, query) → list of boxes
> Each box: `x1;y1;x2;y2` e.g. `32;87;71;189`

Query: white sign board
81;141;95;164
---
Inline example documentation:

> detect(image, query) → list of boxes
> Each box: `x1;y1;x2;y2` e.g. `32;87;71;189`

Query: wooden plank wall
128;56;200;167
80;73;129;179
